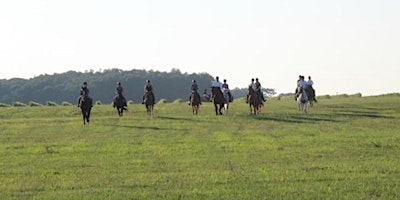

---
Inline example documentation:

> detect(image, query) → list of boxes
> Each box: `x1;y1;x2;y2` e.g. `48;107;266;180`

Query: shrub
350;93;362;98
0;103;11;107
61;101;73;106
319;95;331;99
172;98;183;103
157;98;167;104
13;102;27;107
128;100;134;105
29;101;42;107
46;101;58;106
95;101;102;105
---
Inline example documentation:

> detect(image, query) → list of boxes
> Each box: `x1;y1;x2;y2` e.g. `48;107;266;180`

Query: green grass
1;95;400;199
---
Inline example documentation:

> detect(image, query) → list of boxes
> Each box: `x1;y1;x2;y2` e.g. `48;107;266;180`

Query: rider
255;78;266;102
221;79;232;102
307;76;317;102
78;81;90;107
295;75;307;100
188;79;200;105
114;82;128;109
246;78;256;103
142;80;155;104
211;76;222;100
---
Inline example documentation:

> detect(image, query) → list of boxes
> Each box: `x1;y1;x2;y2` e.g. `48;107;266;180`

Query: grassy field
1;94;400;199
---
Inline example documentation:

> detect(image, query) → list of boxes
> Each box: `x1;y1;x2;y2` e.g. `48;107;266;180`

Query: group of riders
77;80;155;111
77;75;317;111
296;75;317;103
188;76;234;105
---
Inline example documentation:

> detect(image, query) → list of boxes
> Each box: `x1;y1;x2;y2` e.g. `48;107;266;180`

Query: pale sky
1;0;399;96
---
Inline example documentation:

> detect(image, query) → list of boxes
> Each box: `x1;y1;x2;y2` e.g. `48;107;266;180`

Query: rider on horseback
211;76;222;101
222;79;233;103
246;78;256;103
142;80;155;104
295;75;307;100
307;76;317;102
188;80;201;105
78;81;90;107
114;82;128;110
255;78;266;102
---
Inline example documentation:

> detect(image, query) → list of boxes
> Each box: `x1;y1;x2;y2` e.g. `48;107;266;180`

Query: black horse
78;96;93;125
144;91;155;116
113;95;127;117
211;87;225;115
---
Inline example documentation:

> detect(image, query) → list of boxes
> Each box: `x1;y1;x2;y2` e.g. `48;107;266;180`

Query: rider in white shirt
307;76;314;86
211;76;222;100
298;76;307;88
211;76;222;88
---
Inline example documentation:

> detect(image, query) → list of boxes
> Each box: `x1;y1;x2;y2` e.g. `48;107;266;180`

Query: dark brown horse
78;96;93;124
190;92;201;114
248;86;262;115
144;92;155;116
211;87;225;115
113;95;127;117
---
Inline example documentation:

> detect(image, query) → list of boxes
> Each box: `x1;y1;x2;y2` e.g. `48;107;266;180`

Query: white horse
222;88;230;115
297;87;308;113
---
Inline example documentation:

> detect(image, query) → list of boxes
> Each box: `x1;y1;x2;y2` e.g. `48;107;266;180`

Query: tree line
0;68;276;105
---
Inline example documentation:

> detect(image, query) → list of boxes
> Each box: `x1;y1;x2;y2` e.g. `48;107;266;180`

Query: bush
95;101;102;105
128;100;134;105
29;101;42;107
172;98;183;103
319;95;331;99
351;93;362;98
46;101;58;106
157;98;167;104
13;102;27;107
61;101;73;106
0;103;11;107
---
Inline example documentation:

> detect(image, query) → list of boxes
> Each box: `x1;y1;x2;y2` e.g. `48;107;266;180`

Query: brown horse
190;92;201;114
248;86;262;115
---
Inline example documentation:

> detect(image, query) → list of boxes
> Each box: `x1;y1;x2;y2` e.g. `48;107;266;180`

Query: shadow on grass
253;114;340;124
327;105;394;119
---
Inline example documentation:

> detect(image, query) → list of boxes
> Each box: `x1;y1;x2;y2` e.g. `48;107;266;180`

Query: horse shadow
253;114;340;124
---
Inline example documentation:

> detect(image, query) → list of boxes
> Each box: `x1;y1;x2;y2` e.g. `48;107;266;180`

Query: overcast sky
1;0;399;95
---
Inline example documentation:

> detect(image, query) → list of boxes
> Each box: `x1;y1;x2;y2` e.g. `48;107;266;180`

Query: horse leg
224;103;228;115
86;108;91;123
82;111;86;125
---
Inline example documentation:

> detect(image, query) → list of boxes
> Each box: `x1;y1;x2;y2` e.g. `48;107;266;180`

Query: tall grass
0;95;399;199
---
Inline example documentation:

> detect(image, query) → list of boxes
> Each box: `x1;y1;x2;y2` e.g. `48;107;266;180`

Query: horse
211;87;225;115
144;91;155;116
304;85;317;106
296;86;308;113
247;86;262;115
222;89;231;115
78;96;93;125
190;92;201;114
113;95;127;117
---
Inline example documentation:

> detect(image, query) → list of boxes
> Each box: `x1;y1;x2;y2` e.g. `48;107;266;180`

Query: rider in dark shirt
114;82;127;109
142;80;155;104
188;80;200;105
78;81;90;107
255;78;266;102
